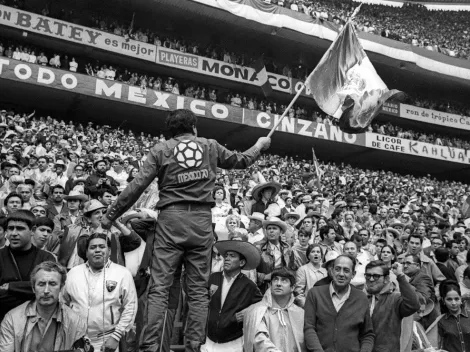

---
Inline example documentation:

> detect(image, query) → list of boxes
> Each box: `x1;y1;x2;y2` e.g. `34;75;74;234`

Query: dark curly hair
166;109;197;137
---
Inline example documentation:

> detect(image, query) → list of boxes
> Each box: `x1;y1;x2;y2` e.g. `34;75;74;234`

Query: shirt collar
445;309;468;319
223;271;241;282
27;301;61;322
85;259;111;273
329;282;351;299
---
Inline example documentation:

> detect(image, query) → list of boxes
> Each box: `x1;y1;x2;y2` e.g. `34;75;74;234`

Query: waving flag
253;57;273;97
307;22;403;134
307;147;323;189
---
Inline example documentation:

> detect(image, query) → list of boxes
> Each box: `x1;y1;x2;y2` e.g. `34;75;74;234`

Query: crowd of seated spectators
1;102;470;351
268;0;470;60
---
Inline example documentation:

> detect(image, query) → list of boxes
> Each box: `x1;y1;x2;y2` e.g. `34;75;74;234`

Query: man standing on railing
102;109;270;352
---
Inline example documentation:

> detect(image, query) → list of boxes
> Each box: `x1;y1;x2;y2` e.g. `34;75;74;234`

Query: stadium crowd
1;39;470;151
34;0;470;62
271;0;470;60
1;0;470;351
0;104;469;351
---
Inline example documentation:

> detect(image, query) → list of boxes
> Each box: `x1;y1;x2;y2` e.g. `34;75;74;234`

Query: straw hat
83;200;107;216
262;217;287;233
248;212;265;222
215;240;261;270
63;190;88;202
252;182;281;201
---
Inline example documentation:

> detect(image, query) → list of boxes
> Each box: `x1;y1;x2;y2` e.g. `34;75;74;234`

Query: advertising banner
0;58;362;147
380;101;400;117
2;58;468;164
366;132;470;165
157;46;296;95
0;5;156;62
242;110;365;146
399;103;470;131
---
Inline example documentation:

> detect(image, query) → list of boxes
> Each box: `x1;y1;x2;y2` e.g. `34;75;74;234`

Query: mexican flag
307;22;403;134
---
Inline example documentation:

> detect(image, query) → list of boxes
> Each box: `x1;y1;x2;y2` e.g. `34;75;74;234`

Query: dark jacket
45;202;69;221
106;134;260;220
207;272;262;343
304;284;375;352
84;171;119;196
0;246;56;320
436;262;457;281
370;274;420;352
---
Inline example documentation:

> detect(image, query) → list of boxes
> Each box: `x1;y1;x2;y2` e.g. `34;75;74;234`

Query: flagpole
266;4;362;139
267;69;315;138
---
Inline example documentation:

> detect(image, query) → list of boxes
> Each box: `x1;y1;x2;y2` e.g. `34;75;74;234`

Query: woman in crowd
127;167;139;183
231;201;250;228
341;211;361;240
294;244;326;307
312;216;328;244
371;222;384;243
434;280;470;351
379;244;400;291
212;186;231;240
226;214;242;239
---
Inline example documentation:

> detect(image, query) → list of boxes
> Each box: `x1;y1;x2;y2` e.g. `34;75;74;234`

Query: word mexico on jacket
174;140;209;184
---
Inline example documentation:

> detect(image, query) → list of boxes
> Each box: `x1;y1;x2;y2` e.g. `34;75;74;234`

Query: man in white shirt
247;212;265;244
63;233;137;352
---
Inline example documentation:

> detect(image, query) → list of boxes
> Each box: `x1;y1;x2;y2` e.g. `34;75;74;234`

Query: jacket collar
445;309;468;319
26;300;62;323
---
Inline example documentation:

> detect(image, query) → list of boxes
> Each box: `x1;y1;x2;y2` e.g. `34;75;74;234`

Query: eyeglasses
403;261;418;267
365;273;385;281
298;233;310;238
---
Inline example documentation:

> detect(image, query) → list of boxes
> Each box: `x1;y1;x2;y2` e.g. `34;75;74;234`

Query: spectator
403;254;439;330
0;210;56;320
435;247;458;281
45;185;68;221
243;268;305;352
318;224;343;256
0;261;88;352
295;243;327;307
204;240;262;351
365;261;420;352
256;217;291;293
76;200;141;266
85;159;119;196
63;233;138;351
31;217;55;251
304;255;375;352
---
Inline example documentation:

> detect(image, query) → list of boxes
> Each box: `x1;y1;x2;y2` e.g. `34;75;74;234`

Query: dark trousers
139;208;212;352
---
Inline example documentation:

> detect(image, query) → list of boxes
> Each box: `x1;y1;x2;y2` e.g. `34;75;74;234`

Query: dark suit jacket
46;202;69;220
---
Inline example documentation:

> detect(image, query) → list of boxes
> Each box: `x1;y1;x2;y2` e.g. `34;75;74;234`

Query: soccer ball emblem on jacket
173;140;204;169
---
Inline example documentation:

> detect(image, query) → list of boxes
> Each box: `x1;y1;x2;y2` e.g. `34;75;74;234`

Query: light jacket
0;300;87;352
243;290;306;352
63;260;138;343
